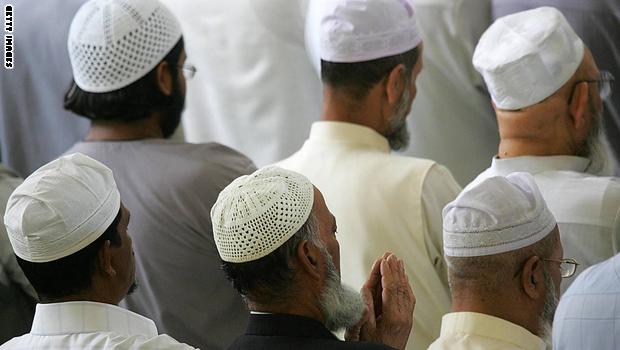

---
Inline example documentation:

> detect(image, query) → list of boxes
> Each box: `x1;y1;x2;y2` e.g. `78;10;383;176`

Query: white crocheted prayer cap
4;153;121;263
316;0;422;63
443;172;556;257
473;7;584;110
211;166;315;263
68;0;182;93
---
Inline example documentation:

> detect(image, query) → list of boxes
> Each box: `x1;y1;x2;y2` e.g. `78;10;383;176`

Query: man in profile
211;167;415;349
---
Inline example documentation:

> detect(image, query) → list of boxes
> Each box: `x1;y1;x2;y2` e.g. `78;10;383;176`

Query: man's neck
497;138;575;159
85;116;163;141
41;290;120;306
321;86;385;134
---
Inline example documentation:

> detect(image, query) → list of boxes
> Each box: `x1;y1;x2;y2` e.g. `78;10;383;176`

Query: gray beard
579;99;612;175
386;87;411;151
318;246;365;332
538;268;559;349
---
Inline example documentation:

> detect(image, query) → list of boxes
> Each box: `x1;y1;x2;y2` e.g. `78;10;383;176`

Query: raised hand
351;253;415;350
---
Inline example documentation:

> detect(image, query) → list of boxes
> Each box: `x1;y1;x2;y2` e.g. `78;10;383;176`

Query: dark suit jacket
228;313;396;350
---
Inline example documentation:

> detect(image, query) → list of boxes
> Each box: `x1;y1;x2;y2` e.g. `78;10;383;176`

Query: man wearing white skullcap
278;1;460;348
212;167;415;350
0;153;195;349
469;6;620;293
63;0;256;347
429;172;575;350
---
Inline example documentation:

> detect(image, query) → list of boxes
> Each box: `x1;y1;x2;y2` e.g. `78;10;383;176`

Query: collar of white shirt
30;301;158;338
440;311;546;350
308;121;390;153
489;155;590;175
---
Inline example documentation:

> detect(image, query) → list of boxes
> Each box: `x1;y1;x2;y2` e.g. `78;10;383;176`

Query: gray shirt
0;0;89;177
492;0;620;175
67;140;256;350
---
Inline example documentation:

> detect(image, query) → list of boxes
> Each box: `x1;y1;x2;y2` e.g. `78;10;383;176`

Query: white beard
539;268;559;349
318;247;366;332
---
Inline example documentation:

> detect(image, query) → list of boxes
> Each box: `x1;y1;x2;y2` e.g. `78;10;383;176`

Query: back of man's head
63;0;184;123
443;173;563;338
314;0;422;99
4;153;128;302
211;166;317;304
473;7;584;111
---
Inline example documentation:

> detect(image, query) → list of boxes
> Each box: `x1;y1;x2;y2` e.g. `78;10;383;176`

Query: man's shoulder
0;332;196;350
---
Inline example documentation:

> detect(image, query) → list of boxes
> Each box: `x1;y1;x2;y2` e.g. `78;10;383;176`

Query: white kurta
428;312;546;350
277;121;461;350
0;301;196;349
161;0;321;167
553;253;620;350
470;156;620;292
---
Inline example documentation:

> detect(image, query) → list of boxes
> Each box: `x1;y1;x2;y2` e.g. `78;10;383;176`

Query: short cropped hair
63;39;184;122
222;212;319;305
321;46;420;100
17;209;122;300
446;230;558;294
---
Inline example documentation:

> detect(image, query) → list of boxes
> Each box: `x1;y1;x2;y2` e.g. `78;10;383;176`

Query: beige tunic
277;121;461;349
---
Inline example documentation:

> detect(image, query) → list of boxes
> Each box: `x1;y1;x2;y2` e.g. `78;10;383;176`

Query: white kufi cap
211;167;314;263
4;153;121;263
473;7;584;110
68;0;182;93
443;173;557;257
315;0;422;63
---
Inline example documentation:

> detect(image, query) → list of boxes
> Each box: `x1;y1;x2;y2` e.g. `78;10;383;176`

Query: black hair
63;38;184;121
221;213;318;305
320;46;420;100
17;209;122;301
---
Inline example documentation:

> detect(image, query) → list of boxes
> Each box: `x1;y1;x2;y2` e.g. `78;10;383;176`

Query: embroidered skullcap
68;0;182;93
4;153;121;263
443;172;556;257
211;166;314;263
315;0;422;64
473;7;584;110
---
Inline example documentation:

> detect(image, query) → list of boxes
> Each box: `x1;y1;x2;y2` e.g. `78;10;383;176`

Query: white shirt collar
30;301;158;337
441;312;546;350
489;155;590;175
308;121;390;153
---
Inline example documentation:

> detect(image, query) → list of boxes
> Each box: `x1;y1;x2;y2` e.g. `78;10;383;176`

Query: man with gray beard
278;1;461;347
211;167;415;350
468;7;620;292
430;173;574;350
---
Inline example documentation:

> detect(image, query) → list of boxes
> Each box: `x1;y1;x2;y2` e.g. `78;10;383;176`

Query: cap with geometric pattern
211;166;315;263
68;0;182;93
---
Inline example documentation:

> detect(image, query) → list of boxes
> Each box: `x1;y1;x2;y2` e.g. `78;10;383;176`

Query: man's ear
568;81;590;131
98;240;117;278
296;240;322;281
155;61;174;96
385;63;407;105
521;255;545;300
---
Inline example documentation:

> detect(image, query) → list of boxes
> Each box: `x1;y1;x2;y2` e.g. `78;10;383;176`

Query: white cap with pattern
4;153;121;263
315;0;422;63
473;7;584;110
68;0;182;93
443;172;557;257
211;167;314;263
